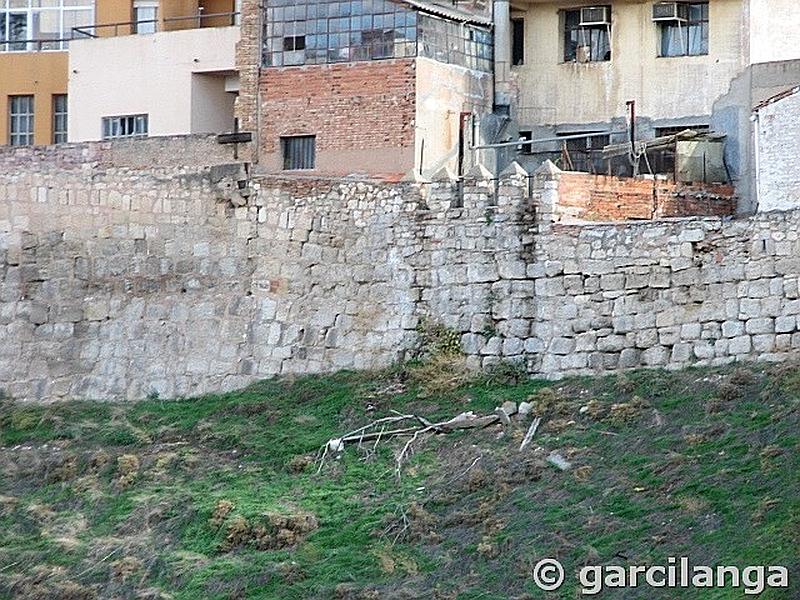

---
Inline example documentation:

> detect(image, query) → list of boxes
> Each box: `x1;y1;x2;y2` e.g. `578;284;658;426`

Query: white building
68;23;239;142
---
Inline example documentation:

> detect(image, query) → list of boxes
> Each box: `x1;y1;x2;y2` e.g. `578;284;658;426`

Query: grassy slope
0;363;798;599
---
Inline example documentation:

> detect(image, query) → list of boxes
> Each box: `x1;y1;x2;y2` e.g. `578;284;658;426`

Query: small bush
407;354;472;396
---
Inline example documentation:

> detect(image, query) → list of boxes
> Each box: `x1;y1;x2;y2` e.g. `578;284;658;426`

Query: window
262;0;493;73
564;7;611;63
0;0;95;52
659;2;708;57
282;135;316;170
102;114;148;139
9;95;34;146
518;130;533;154
511;18;524;66
264;0;418;67
418;15;493;72
559;132;610;173
133;1;158;35
283;35;306;51
52;94;67;143
655;124;709;137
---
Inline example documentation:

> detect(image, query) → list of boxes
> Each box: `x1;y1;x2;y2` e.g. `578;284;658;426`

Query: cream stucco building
68;25;239;142
499;0;800;210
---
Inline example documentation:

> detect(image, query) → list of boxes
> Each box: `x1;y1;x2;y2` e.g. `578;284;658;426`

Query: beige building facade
68;25;239;142
509;0;744;141
502;0;800;210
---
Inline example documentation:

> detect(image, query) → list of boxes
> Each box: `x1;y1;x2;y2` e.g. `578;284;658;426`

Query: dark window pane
512;18;524;65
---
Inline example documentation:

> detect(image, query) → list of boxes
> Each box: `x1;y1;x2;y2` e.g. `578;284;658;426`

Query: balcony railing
73;11;239;39
0;11;239;52
0;38;79;52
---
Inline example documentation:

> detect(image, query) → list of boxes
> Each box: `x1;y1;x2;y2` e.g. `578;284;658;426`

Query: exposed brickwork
234;0;261;145
655;181;738;218
259;59;417;156
555;172;736;222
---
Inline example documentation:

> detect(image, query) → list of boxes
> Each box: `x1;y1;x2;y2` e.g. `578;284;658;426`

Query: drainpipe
493;0;511;107
751;111;761;212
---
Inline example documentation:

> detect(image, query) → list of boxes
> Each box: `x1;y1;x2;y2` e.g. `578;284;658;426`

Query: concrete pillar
493;0;512;107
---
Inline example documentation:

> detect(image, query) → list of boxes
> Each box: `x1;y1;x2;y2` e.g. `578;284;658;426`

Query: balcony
0;9;238;53
73;10;240;39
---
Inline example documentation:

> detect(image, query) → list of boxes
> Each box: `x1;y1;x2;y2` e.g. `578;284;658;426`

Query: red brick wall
259;59;416;173
556;173;736;222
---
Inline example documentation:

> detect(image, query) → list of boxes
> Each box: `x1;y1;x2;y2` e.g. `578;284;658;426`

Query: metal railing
73;11;239;39
0;38;79;52
0;11;238;52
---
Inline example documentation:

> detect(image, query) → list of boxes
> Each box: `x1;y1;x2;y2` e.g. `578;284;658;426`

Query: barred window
282;135;316;170
102;114;148;139
9;95;34;146
52;94;67;144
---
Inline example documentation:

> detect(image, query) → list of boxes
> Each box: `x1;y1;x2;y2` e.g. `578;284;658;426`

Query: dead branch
317;408;521;476
519;417;542;452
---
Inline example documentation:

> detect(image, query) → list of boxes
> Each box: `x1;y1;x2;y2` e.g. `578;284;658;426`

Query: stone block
745;317;773;335
84;300;110;321
671;343;693;363
680;323;702;340
618;347;641;368
728;335;752;355
722;320;744;338
550;337;576;355
775;316;796;334
752;334;776;353
642;346;668;366
693;341;715;360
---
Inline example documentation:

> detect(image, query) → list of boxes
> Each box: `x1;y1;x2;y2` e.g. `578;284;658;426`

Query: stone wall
0;134;246;172
2;143;800;402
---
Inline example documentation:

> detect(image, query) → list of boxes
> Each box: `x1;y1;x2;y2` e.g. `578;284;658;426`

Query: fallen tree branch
317;409;518;476
519;417;542;452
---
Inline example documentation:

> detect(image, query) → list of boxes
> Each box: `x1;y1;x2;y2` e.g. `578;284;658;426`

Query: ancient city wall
2;140;800;401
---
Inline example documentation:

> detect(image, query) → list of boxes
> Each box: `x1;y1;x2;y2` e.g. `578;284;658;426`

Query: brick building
236;0;495;180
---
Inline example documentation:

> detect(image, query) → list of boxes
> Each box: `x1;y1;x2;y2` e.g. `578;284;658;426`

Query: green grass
0;362;798;599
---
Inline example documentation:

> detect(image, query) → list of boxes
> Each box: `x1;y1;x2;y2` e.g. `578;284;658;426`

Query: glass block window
9;95;34;146
262;0;492;72
52;93;67;143
0;0;94;52
102;114;148;139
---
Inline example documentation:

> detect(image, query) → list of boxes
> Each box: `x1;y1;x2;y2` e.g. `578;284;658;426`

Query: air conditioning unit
653;2;689;22
580;6;611;26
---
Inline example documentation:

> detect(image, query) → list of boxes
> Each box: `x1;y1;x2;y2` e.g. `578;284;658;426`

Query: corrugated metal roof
394;0;493;26
753;86;800;112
